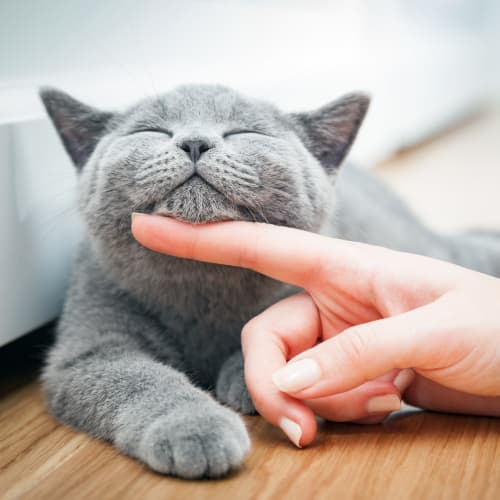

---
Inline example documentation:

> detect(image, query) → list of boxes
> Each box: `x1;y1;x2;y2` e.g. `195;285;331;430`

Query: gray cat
40;84;500;479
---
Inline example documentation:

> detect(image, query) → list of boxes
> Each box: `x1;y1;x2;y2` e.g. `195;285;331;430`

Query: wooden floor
1;380;499;500
2;109;500;499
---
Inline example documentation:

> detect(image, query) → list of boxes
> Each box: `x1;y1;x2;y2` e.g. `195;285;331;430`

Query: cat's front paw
139;404;250;479
216;352;256;415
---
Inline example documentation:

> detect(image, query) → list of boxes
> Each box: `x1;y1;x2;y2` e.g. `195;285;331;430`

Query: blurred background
1;0;499;346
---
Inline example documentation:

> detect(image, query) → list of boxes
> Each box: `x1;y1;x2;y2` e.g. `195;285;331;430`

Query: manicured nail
393;368;415;394
131;212;146;221
366;394;401;414
279;417;302;448
272;359;322;393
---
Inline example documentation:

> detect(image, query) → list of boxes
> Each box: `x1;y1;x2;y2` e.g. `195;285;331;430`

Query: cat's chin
154;209;238;224
151;175;254;224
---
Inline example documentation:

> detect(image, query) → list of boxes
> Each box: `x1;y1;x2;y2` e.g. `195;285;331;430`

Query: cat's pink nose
179;139;212;163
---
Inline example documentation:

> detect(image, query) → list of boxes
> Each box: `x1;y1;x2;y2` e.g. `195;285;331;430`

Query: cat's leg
43;274;250;478
216;351;256;415
44;334;250;478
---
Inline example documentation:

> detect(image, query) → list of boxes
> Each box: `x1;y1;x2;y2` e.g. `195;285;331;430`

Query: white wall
2;0;497;160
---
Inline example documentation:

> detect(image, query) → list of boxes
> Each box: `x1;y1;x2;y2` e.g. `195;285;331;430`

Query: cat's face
41;84;368;253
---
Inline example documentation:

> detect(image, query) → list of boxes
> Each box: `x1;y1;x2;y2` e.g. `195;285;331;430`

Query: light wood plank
0;382;499;500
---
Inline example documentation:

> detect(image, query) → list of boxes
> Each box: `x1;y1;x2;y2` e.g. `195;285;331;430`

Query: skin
131;214;500;446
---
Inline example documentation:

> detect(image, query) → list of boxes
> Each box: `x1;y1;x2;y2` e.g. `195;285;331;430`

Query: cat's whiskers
248;201;270;224
39;204;80;241
245;206;262;223
266;185;295;200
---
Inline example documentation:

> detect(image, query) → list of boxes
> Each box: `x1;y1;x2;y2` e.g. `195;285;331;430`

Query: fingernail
279;417;302;448
272;359;322;393
366;394;401;414
131;212;145;221
393;368;415;394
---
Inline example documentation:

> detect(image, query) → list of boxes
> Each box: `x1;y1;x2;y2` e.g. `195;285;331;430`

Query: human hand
131;215;500;447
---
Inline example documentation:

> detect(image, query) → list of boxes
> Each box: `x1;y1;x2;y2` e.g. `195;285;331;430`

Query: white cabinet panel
0;120;81;346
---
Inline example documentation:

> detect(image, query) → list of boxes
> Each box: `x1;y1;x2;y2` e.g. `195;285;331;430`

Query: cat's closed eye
130;128;174;137
223;129;269;138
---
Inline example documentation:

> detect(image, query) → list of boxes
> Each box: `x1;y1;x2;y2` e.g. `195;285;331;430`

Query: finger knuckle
241;321;255;344
308;252;333;289
236;223;265;270
337;328;369;367
241;322;257;352
186;227;202;261
241;316;268;353
236;244;258;270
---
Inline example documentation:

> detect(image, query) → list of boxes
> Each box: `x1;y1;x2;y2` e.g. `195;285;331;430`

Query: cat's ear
39;87;115;169
291;92;370;170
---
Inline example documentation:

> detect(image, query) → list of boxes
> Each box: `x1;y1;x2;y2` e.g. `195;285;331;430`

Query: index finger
131;214;365;289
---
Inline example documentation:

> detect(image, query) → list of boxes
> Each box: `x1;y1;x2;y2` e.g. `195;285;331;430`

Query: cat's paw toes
216;355;256;415
140;405;250;478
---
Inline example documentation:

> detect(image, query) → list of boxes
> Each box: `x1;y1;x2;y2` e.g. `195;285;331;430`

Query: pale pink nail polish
272;359;322;393
366;394;401;414
393;368;415;394
279;417;302;448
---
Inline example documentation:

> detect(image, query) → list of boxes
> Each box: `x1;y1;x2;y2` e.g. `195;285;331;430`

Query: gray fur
40;84;500;479
216;352;256;415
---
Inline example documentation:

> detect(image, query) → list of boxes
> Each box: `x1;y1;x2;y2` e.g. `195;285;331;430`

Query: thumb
242;293;321;447
271;302;443;400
